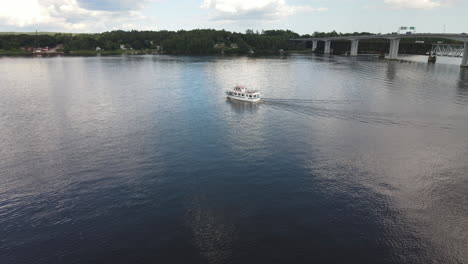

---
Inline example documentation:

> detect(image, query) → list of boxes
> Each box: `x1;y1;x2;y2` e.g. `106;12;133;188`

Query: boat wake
260;98;454;130
262;98;359;104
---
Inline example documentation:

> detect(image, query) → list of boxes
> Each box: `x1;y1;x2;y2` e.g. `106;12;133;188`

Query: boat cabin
226;86;261;102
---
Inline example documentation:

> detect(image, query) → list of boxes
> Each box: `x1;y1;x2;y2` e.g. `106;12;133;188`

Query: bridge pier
350;40;359;56
389;39;400;60
312;40;318;52
324;40;331;54
462;43;468;67
292;33;468;67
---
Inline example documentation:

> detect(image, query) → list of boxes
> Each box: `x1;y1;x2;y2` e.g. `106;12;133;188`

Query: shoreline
0;50;297;57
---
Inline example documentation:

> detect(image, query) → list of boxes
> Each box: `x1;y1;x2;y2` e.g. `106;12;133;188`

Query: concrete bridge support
324;40;331;54
389;39;400;60
462;43;468;67
312;40;318;52
350;40;359;56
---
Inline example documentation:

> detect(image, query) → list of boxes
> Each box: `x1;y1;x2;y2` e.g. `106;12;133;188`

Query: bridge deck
292;33;468;42
291;33;467;67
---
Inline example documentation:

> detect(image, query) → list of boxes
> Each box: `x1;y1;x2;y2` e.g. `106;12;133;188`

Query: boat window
242;94;245;97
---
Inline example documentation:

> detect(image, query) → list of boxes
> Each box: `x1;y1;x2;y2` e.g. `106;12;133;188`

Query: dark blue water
1;55;468;264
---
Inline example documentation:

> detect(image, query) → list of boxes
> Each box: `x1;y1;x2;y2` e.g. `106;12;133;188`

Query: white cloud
201;0;327;21
384;0;444;9
77;0;150;11
0;0;154;32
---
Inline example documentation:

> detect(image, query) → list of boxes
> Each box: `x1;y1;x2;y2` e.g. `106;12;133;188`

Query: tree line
1;29;456;55
2;29;373;55
0;29;304;55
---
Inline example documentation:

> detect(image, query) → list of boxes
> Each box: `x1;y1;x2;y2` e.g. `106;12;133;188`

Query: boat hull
227;95;261;102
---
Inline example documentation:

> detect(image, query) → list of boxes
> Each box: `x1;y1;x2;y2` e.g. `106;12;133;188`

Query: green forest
1;29;453;56
0;29;375;55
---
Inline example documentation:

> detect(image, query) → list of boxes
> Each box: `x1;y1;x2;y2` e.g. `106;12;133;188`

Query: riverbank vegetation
0;29;458;56
0;29;374;56
0;49;32;55
0;29;301;55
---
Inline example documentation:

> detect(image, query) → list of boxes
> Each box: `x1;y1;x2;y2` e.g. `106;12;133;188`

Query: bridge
291;33;468;67
431;44;464;57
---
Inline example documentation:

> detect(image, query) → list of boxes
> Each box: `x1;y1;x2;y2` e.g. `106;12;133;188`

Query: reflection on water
226;99;260;113
0;55;468;264
456;69;468;105
186;195;237;264
262;98;455;130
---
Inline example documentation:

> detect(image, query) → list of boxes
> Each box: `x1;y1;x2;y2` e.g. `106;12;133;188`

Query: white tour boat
226;86;261;102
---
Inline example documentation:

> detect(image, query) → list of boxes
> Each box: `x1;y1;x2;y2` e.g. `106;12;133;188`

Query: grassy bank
67;50;158;56
0;49;157;56
0;49;287;57
287;50;313;54
0;49;32;55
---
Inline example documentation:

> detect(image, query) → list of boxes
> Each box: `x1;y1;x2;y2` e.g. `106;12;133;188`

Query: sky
0;0;467;34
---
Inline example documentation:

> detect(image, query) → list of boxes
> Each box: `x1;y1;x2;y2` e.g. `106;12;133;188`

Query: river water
1;55;467;264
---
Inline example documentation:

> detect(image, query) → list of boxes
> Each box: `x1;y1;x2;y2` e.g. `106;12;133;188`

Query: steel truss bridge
431;44;464;57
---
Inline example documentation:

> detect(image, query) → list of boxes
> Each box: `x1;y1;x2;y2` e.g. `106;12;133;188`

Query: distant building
230;43;238;49
96;47;102;51
120;44;127;50
214;43;225;49
48;44;63;52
